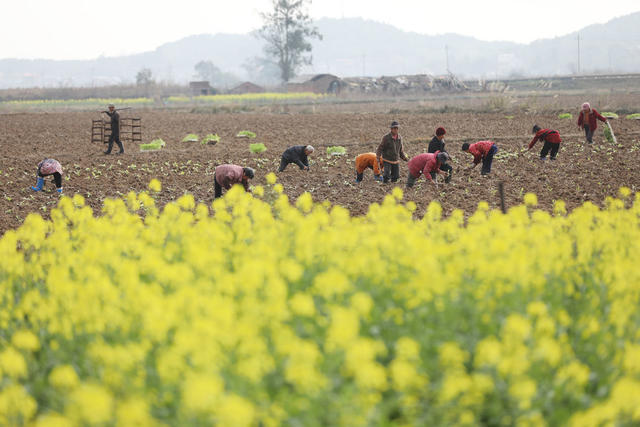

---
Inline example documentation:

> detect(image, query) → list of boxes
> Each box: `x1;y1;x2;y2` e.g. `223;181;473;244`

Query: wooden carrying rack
91;117;142;144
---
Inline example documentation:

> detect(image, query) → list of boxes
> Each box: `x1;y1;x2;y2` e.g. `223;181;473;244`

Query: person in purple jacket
214;164;255;198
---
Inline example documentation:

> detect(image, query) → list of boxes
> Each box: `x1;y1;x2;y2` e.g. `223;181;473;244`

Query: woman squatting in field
528;125;562;160
578;102;607;144
31;158;63;194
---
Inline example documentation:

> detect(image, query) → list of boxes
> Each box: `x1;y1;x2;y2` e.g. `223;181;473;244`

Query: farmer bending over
31;158;63;194
278;145;314;172
462;141;498;176
427;126;453;183
406;152;451;188
214;164;254;198
376;120;408;183
355;152;383;183
578;102;607;144
528;125;562;161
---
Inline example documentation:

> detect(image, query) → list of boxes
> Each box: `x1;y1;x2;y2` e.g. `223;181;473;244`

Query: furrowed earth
1;109;639;233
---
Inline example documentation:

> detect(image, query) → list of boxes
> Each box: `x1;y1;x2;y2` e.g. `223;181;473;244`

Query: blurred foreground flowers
1;184;640;426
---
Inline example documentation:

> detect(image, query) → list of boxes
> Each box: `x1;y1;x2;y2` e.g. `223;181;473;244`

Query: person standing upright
427;127;453;183
376;121;408;183
103;104;124;154
578;102;607;144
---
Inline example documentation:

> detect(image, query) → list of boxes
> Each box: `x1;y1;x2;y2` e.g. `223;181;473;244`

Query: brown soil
1;110;639;234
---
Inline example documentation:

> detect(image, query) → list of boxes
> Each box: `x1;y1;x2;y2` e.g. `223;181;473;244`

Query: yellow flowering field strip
0;180;639;425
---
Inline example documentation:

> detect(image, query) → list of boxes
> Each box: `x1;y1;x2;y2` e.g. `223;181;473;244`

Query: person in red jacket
354;153;383;183
578;102;607;144
406;151;450;188
528;125;562;160
462;141;498;176
214;164;254;198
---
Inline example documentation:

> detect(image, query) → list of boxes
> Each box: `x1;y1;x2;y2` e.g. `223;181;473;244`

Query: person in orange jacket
462;141;498;176
354;153;383;182
578;102;607;144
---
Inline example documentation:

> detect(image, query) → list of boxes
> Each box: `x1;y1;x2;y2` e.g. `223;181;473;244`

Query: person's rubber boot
374;175;383;182
31;177;44;191
56;188;63;194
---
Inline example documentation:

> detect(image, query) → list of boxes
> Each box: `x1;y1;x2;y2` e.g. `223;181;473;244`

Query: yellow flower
148;178;162;192
66;384;113;424
265;172;277;185
33;413;74;427
619;186;631;198
290;293;315;317
11;329;40;352
524;193;538;206
49;365;79;389
0;347;27;378
509;377;537;410
296;192;313;213
0;384;37;424
350;292;373;317
217;394;255;427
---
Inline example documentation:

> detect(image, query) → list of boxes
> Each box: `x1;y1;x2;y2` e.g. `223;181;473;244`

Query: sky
2;0;639;60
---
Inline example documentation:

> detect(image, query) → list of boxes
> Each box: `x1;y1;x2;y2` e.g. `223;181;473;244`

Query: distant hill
1;13;640;89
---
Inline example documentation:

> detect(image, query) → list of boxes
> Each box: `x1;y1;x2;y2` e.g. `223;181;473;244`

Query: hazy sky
3;0;639;60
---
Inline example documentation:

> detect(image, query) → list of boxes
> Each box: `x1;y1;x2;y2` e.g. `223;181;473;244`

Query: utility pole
445;45;450;74
577;34;581;75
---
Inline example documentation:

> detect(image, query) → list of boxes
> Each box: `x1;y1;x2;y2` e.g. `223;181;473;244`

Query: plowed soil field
1;110;639;234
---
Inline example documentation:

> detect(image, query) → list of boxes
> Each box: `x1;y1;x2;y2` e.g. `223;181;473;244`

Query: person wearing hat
406;151;451;188
354;152;383;183
528;125;562;160
427;127;453;183
214;164;255;198
31;158;64;194
578;102;607;144
278;145;314;172
376;121;408;183
102;104;124;154
461;141;498;176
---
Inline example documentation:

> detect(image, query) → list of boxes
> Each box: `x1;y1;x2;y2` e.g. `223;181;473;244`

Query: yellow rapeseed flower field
1;181;639;425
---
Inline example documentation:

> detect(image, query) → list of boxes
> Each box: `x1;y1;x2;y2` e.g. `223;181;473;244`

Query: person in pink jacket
462;141;498;176
31;158;63;193
406;151;451;188
577;102;607;144
214;164;255;198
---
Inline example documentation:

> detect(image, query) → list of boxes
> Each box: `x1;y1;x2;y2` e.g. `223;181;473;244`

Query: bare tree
136;68;154;86
259;0;322;83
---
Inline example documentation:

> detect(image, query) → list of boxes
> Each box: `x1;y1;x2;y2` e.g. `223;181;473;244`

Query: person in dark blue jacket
427;127;452;183
278;145;314;171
